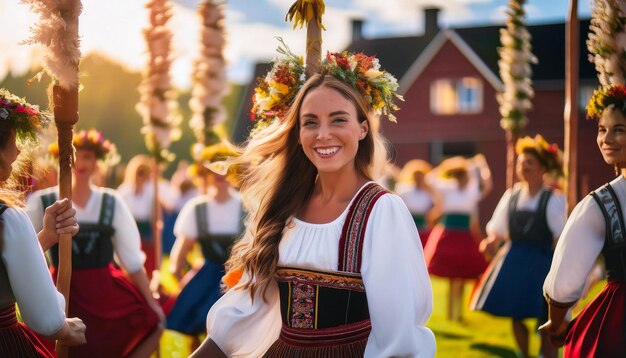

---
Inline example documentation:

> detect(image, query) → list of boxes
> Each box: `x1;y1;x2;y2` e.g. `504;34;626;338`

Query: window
431;77;483;115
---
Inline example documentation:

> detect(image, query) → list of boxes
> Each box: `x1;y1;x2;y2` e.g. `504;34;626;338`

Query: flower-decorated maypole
189;0;228;192
587;0;626;87
287;0;325;77
21;0;82;356
137;0;181;279
497;0;537;188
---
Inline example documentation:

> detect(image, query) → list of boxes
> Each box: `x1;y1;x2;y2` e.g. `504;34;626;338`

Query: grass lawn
155;261;605;358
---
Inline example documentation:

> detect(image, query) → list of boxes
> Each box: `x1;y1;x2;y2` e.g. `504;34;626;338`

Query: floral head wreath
586;84;626;120
0;88;51;144
250;39;404;129
438;156;469;180
515;134;563;176
49;129;120;167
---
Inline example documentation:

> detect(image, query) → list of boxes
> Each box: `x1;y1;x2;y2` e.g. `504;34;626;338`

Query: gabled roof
454;19;596;84
345;34;435;81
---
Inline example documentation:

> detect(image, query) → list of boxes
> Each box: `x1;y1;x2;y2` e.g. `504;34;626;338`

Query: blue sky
1;0;593;87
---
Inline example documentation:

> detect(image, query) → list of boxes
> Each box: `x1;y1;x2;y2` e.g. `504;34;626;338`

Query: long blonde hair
120;154;152;191
226;74;390;300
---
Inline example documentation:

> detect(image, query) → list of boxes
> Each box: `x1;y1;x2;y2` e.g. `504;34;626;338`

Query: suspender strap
338;183;388;273
195;202;209;238
41;192;57;212
98;193;116;227
591;183;626;246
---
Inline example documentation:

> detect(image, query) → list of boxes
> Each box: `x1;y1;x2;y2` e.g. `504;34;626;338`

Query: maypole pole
564;0;579;215
189;0;228;193
286;0;326;77
21;1;82;356
137;0;181;285
497;0;537;189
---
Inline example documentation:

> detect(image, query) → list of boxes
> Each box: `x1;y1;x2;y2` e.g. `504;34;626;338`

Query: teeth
316;147;338;155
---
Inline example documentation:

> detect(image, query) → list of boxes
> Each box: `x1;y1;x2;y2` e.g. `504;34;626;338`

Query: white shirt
117;181;179;221
400;188;433;215
1;207;66;336
544;176;625;303
206;184;436;357
26;186;146;273
486;183;566;240
174;193;242;239
431;178;481;214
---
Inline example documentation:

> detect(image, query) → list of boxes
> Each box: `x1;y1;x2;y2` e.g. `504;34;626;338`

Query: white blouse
174;193;242;239
1;207;66;336
206;185;436;357
486;183;566;240
543;176;625;303
430;178;481;214
26;186;145;273
117;181;179;221
400;188;433;215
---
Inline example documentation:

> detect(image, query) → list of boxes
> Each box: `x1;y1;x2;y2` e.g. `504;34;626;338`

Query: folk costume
0;205;61;358
470;183;566;318
26;186;160;357
544;176;626;357
166;190;243;335
424;172;487;279
206;182;435;357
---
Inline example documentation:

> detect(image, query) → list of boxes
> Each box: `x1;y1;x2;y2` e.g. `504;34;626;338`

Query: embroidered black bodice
591;184;626;282
508;187;553;247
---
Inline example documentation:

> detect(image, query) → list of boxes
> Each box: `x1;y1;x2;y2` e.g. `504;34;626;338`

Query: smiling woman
190;52;435;357
541;84;626;357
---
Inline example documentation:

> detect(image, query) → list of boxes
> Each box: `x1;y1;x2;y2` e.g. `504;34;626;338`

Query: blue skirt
166;260;224;335
470;240;552;319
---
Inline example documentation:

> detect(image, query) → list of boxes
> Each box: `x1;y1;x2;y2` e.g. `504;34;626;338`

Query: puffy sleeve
2;208;66;336
173;197;200;240
206;274;282;357
546;193;566;239
485;188;513;238
108;190;146;273
543;195;605;303
361;194;436;357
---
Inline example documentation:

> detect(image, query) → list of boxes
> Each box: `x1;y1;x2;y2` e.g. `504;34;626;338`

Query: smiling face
597;106;626;169
298;85;369;176
0;129;20;182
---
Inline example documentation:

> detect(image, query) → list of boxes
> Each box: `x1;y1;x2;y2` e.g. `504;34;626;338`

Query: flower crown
188;142;241;184
586;84;626;120
49;129;120;166
250;40;403;126
0;88;50;143
516;134;563;176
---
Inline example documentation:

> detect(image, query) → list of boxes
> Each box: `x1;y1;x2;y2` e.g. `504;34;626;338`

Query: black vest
508;187;553;247
42;192;116;269
591;184;626;282
0;204;15;307
194;200;243;265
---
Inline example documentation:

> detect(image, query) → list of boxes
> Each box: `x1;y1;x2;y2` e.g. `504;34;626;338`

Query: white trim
399;29;504;94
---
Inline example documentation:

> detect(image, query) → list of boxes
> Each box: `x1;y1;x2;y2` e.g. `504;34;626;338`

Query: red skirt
418;229;431;248
424;225;487;279
0;304;56;358
141;240;156;280
51;264;160;358
564;280;626;358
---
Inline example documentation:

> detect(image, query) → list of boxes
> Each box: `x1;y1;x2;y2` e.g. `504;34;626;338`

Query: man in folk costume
26;129;164;358
190;1;436;357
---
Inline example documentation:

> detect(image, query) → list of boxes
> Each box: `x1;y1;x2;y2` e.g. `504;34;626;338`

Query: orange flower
223;268;243;289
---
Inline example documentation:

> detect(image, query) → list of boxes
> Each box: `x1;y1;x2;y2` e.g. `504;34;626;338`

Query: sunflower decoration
0;88;51;144
515;134;564;178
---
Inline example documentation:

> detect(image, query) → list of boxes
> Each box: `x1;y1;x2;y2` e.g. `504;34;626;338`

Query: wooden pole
52;84;78;358
564;0;579;215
